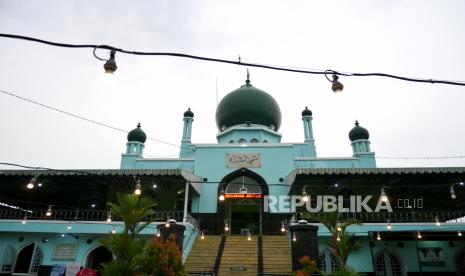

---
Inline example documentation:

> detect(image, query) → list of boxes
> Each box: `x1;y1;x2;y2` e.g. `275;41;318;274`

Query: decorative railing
296;211;465;223
0;208;184;222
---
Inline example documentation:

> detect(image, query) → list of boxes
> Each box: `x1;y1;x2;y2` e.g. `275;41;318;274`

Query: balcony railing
296;211;465;223
0;208;184;222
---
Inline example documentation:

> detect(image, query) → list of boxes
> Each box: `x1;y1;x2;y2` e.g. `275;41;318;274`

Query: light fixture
336;223;342;232
376;232;381;241
46;206;52;217
417;232;422;239
200;231;205;240
336;232;341;242
224;221;229;232
280;221;286;233
386;219;392;230
334;182;339;188
61;233;65;238
37;183;43;187
458;231;462;237
134;179;142;195
302;186;309;202
94;48;117;74
380;188;388;203
153;183;157;189
156;232;161;237
219;187;225;201
106;213;112;223
91;203;96;208
247;233;251;241
165;220;170;228
435;216;441;226
111;226;116;234
21;216;27;224
292;233;297;242
27;177;36;189
451;185;457;199
67;224;72;230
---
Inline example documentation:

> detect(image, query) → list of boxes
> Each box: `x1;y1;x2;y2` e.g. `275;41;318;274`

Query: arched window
263;140;268;143
250;138;259;143
229;140;234;144
238;138;246;144
375;250;405;276
0;244;15;273
319;248;340;274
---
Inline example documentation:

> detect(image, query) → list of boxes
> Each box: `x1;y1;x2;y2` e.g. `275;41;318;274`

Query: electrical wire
0;88;181;148
1;33;465;86
1;88;465;161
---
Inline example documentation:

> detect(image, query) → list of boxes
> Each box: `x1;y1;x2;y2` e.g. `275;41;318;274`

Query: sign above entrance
226;153;261;168
224;194;262;199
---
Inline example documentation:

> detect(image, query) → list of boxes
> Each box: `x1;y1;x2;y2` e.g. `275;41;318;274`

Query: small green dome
215;78;281;131
184;108;194;118
349;120;369;141
302;106;312;117
127;123;147;143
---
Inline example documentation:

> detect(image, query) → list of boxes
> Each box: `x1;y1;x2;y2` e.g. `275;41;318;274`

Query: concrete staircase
219;235;258;276
262;235;292;274
184;235;222;274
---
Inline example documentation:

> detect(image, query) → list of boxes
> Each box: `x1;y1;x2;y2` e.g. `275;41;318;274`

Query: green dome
215;78;282;131
184;108;194;118
302;106;312;117
349;120;369;141
127;123;147;143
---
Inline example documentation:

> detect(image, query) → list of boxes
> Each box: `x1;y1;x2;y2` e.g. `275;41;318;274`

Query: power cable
1;33;465;86
1;88;465;161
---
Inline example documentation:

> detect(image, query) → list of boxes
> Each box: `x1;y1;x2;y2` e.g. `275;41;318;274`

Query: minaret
349;120;371;154
349;120;376;167
301;106;317;157
180;108;194;157
126;123;146;155
121;123;146;168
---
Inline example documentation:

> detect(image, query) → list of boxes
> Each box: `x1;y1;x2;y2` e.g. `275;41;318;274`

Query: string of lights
2;88;465;161
1;33;465;88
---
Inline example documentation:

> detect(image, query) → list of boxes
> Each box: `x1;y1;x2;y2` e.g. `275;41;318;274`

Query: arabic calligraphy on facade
226;153;261;168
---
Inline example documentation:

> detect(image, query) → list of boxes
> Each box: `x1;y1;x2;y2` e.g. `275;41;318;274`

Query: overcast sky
0;1;464;169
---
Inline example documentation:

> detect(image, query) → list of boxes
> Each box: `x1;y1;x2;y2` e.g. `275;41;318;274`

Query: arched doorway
13;243;43;274
218;168;269;235
86;246;113;271
374;249;405;276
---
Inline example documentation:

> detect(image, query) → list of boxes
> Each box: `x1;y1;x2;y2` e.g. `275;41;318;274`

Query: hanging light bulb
380;188;388;202
134;179;142;195
165;220;170;228
67;224;72;230
336;223;342;232
61;233;65;238
334;182;339;188
435;216;441;226
336;232;341;242
386;219;392;230
280;221;286;233
46;206;52;217
27;177;36;189
247;233;251;241
103;50;117;74
224;221;229;232
106;213;112;223
292;233;297;242
458;231;462;237
302;187;309;202
21;216;27;224
451;186;457;199
200;231;205;240
376;232;381;241
156;232;161;237
111;226;116;234
417;232;422;239
219;187;225;201
331;74;344;93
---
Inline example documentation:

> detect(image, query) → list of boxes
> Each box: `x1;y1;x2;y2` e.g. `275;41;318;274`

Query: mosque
0;74;464;275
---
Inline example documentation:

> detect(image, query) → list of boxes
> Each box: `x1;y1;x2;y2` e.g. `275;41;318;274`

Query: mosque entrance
218;169;268;235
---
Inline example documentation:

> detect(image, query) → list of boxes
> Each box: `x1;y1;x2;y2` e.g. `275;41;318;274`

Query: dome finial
355;120;359;126
137;122;141;128
245;69;251;85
